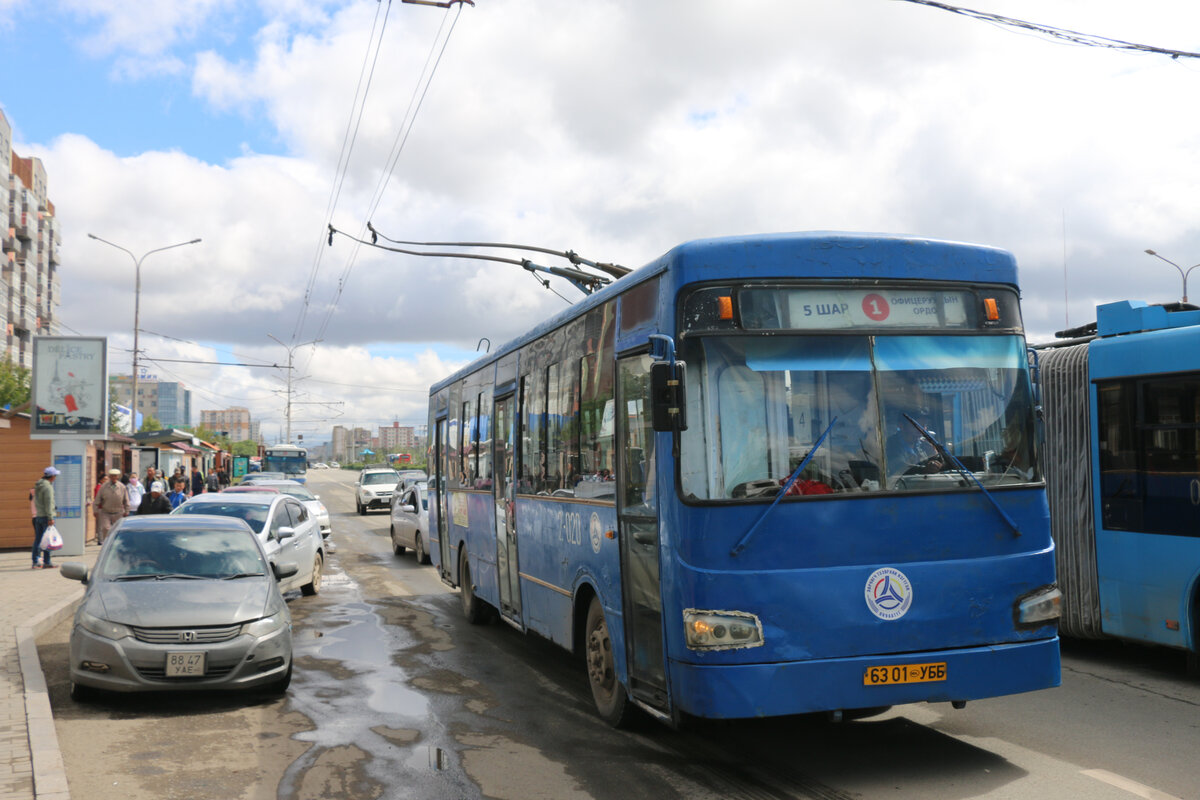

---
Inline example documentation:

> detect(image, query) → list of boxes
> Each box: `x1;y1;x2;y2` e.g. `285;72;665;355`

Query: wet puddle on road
278;555;477;799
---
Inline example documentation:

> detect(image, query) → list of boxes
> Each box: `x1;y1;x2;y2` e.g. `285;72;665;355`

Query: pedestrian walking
137;481;172;515
126;474;145;511
32;466;58;569
94;468;130;543
191;466;205;496
144;466;159;489
167;478;188;509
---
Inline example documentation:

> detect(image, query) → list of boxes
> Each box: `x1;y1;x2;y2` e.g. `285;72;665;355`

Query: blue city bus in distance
1041;300;1200;672
427;232;1062;726
262;444;308;484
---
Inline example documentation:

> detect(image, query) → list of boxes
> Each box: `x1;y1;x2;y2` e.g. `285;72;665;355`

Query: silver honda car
60;515;297;700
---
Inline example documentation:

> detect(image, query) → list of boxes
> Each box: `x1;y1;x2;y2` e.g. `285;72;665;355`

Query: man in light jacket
94;468;130;544
32;466;58;569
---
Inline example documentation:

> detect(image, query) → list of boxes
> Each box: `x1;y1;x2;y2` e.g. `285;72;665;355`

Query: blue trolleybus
427;232;1062;726
262;444;308;483
1040;300;1200;672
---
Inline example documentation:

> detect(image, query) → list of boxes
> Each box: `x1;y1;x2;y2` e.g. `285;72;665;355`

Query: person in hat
137;481;172;515
94;468;130;544
32;466;59;569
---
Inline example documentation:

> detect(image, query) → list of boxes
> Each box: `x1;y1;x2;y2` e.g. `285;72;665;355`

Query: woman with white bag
31;465;59;569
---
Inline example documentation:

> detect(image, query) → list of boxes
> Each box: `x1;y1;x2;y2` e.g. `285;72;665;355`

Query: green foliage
231;440;259;457
141;415;163;432
0;358;31;409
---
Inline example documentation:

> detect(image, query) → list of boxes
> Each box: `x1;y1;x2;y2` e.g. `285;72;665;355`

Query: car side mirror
313;494;320;500
277;526;295;540
273;561;299;580
60;562;89;583
650;360;688;432
401;504;416;513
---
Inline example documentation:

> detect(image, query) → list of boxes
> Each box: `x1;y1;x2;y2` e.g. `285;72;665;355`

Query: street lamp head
1145;249;1157;255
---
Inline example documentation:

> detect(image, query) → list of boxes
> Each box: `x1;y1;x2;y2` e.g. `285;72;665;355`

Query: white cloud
22;0;1200;437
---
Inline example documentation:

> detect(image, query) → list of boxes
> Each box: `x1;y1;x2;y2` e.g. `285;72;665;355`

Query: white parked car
249;480;332;538
173;493;324;596
356;467;400;514
389;481;431;563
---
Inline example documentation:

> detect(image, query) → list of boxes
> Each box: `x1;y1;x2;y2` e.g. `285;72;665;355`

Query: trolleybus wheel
459;551;489;625
585;597;635;727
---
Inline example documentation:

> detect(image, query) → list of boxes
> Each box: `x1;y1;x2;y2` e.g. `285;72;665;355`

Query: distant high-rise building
2;108;63;369
378;422;417;451
110;374;193;428
200;406;260;443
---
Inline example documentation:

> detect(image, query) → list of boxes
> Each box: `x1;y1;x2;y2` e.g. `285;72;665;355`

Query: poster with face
31;336;108;438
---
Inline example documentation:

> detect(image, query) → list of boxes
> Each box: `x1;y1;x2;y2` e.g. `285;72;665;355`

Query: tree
141;415;163;432
0;358;31;409
231;440;259;457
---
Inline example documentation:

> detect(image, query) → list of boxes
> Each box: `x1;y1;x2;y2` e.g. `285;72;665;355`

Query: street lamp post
268;334;321;443
87;234;202;433
1145;249;1200;304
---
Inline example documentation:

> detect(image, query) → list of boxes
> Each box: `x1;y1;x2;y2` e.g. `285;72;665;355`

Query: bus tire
459;551;489;625
585;597;635;728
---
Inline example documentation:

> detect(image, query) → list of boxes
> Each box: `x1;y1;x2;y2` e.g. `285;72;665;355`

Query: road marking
1081;769;1182;800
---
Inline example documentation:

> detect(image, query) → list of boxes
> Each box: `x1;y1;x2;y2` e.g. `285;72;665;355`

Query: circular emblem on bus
589;512;603;554
865;567;913;620
862;293;890;322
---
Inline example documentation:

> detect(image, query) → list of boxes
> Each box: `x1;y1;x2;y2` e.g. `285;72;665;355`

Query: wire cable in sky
894;0;1200;59
291;0;394;345
304;2;468;363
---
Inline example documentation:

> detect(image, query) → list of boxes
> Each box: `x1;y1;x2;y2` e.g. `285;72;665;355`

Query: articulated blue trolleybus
1041;300;1200;672
427;232;1062;726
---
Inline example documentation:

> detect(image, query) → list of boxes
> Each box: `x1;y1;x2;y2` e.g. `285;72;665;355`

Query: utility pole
267;335;320;443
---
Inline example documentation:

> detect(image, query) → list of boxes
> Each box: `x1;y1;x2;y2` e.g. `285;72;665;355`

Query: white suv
356;468;400;514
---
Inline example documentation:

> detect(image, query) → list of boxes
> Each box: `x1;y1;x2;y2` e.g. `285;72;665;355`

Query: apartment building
199;406;261;443
2;108;63;368
110;374;193;428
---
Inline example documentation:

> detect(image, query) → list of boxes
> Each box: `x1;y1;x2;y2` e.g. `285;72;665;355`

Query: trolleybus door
493;393;522;621
617;354;668;709
435;417;452;582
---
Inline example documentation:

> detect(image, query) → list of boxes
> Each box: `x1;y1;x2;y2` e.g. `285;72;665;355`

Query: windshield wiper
221;572;266;580
731;417;838;557
113;572;205;581
902;414;1021;538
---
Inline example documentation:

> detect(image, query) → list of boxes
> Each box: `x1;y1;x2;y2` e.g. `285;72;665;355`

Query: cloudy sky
3;0;1200;444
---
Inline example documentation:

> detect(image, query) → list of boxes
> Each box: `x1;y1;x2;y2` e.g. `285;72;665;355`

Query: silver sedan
60;515;296;699
389;481;431;564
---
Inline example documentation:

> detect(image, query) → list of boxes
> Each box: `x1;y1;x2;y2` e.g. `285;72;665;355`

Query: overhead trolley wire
291;0;395;345
894;0;1200;59
305;1;469;363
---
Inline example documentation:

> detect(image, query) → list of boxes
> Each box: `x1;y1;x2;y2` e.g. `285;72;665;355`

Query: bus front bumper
668;637;1061;720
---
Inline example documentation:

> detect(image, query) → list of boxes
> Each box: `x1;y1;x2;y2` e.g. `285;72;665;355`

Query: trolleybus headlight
683;609;764;650
1015;585;1062;627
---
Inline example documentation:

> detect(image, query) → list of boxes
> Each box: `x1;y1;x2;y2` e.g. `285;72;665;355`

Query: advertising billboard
31;336;108;438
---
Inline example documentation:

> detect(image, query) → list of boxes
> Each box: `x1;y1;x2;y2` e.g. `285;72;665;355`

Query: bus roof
431;231;1019;393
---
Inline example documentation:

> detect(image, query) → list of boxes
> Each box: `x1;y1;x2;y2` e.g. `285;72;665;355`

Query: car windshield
100;528;266;579
172;502;270;533
679;334;1039;500
271;485;315;500
363;472;399;485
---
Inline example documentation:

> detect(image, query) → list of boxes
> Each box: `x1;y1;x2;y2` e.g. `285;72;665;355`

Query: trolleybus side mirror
650;360;688;432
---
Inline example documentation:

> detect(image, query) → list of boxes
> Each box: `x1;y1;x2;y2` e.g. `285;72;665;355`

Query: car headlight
78;609;133;641
1016;585;1062;627
243;615;289;638
316;503;328;515
683;609;764;650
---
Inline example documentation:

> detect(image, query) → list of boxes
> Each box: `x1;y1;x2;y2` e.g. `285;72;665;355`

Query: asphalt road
38;469;1200;799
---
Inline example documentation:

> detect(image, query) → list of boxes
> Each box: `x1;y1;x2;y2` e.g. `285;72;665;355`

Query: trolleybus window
680;333;1038;500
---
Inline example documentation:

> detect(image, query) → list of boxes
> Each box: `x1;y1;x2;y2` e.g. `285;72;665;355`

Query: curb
16;587;84;800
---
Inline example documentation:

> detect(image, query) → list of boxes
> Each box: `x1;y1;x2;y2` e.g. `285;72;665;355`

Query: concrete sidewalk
2;544;101;800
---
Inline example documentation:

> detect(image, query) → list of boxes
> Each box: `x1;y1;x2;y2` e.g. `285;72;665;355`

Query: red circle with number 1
862;293;890;321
